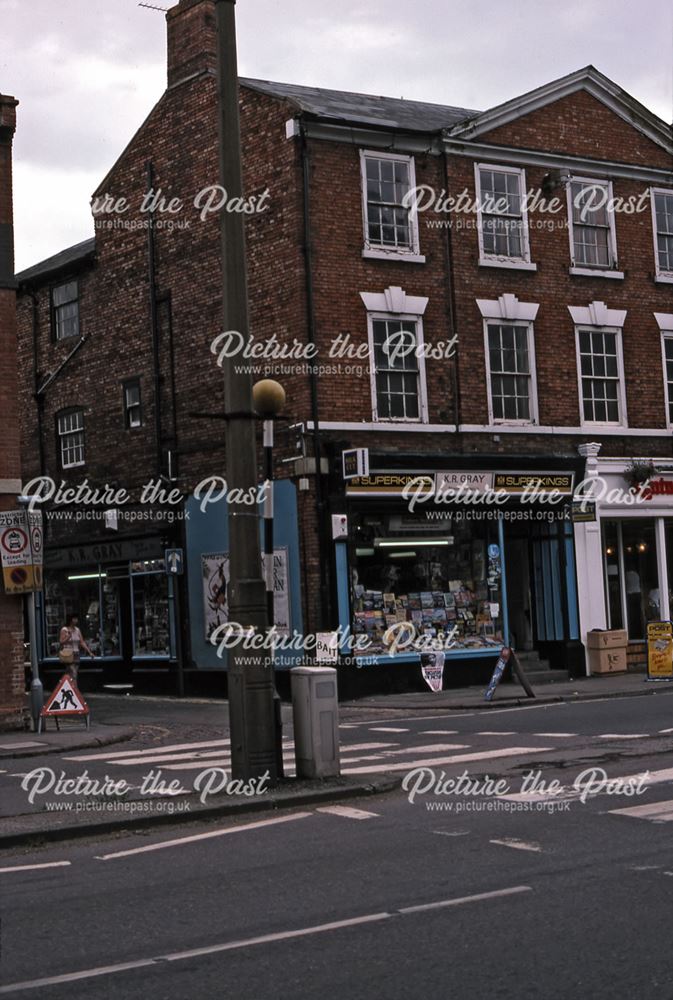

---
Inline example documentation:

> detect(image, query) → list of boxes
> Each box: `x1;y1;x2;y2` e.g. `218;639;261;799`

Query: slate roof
241;78;479;132
16;237;96;285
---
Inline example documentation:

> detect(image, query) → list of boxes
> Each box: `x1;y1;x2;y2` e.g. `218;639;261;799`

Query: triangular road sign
41;674;90;717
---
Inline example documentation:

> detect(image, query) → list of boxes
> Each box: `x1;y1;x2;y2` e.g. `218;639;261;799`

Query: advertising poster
203;548;290;641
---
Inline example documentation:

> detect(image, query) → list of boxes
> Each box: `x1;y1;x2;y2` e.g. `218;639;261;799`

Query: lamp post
215;0;278;784
252;379;286;779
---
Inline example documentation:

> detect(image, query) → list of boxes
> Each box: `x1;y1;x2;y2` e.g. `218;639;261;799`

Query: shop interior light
376;537;451;548
355;548;375;557
387;551;417;559
67;572;108;581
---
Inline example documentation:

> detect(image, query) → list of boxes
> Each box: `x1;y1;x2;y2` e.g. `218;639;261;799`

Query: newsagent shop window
350;511;505;655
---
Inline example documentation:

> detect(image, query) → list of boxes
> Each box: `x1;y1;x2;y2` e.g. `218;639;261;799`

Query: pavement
1;670;671;847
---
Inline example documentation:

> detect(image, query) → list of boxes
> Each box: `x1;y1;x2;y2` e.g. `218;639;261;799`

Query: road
2;694;673;997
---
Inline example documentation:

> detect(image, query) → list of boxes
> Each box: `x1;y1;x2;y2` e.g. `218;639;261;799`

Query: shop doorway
602;520;664;639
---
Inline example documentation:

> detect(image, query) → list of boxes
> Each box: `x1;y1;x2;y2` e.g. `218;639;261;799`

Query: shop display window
43;567;120;657
132;562;171;657
350;511;505;654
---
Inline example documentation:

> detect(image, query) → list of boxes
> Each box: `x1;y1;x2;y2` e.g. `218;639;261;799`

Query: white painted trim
447;66;673;155
651;187;673;282
360;149;422;258
474;162;532;265
442;138;673;185
569;267;624;280
660;332;673;429
655;275;673;284
656;517;670;624
479;259;537;272
360;287;429;315
573;323;627;428
306;421;671;436
656;313;673;332
482;319;539;426
362;248;426;264
476;293;539;323
567;177;619;271
567;301;628;328
365;311;429;424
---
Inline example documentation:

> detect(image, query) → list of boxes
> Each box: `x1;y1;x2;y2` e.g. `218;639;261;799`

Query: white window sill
479;258;537;272
373;417;429;425
569;267;624;280
655;274;673;284
363;248;426;264
579;422;627;430
492;420;539;427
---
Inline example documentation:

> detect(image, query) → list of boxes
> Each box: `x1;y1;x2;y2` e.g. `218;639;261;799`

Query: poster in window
202;548;290;641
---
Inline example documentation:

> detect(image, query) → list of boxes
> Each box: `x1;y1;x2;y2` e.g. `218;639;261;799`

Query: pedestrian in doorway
59;613;94;682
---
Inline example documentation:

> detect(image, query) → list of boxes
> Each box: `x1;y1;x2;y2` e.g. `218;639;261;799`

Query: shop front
575;452;673;670
334;458;581;684
37;536;175;682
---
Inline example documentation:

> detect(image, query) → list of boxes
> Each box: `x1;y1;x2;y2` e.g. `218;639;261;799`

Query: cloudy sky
1;0;672;271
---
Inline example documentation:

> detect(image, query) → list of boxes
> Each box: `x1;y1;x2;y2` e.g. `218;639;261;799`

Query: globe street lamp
252;379;286;626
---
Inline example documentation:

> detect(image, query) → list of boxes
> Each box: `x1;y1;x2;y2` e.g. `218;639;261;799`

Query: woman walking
59;613;94;682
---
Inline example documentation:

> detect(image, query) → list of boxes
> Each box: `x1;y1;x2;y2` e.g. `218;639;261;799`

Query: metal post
263;419;284;778
215;0;277;783
27;591;43;732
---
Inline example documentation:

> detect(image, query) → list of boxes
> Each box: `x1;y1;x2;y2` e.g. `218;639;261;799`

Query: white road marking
432;830;470;837
532;733;577;738
64;739;234;761
342;747;553;775
398;885;532;914
609;799;673;821
490;839;542;853
105;741;391;768
96;812;312;860
369;727;409;733
0;885;531;994
0;861;71;874
419;730;459;735
659;729;673;734
339;744;469;765
9;773;28;778
476;731;517;736
0;741;47;750
502;766;673;805
316;806;379;820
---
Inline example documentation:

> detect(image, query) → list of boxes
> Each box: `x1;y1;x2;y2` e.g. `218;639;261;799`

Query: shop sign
0;510;43;594
647;621;673;680
342;448;370;480
493;473;574;495
316;632;339;664
435;472;494;493
345;473;434;497
571;501;596;523
45;538;164;569
420;651;445;692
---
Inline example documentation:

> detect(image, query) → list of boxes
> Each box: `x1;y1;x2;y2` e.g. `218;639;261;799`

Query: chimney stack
166;0;217;89
0;95;18;289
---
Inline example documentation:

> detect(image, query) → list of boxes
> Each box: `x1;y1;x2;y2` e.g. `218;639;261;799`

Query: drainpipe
442;146;462;439
28;290;45;474
299;123;329;627
146;160;163;478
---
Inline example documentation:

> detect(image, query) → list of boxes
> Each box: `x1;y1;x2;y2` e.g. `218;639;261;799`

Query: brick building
0;92;26;727
15;0;673;692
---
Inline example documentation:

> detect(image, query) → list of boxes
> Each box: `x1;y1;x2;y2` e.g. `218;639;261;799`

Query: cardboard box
589;646;627;674
587;629;628;650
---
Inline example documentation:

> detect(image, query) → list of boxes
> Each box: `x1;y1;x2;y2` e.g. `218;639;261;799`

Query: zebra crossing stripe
342;747;553;775
609;799;673;821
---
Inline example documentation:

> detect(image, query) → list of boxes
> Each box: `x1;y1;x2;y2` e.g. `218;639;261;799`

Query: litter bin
291;666;340;778
587;629;628;674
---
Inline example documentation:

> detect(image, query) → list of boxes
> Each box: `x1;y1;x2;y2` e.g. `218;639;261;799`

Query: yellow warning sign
647;621;673;679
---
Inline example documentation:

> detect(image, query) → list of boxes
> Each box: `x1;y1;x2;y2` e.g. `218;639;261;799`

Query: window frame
651;186;673;284
474;163;534;269
50;279;80;342
574;324;627;428
366;311;428;424
483;319;539;425
660;331;673;428
567;176;621;277
123;378;143;430
360;150;424;263
56;407;86;470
